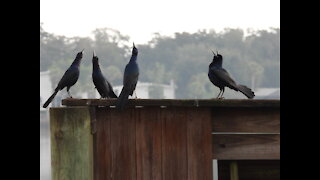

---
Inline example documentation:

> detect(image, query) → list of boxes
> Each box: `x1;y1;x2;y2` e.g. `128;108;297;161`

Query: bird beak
216;50;218;55
133;42;135;48
93;50;96;57
81;48;85;53
211;49;216;56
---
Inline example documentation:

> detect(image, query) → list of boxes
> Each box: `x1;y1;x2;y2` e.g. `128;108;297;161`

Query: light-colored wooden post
230;161;239;180
50;107;93;180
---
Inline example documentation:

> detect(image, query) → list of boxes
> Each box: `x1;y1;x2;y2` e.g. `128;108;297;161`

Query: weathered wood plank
110;108;137;180
212;134;280;160
218;160;280;180
161;107;188;180
187;108;213;180
93;107;112;180
212;107;280;133
62;98;280;108
136;107;162;180
50;107;93;180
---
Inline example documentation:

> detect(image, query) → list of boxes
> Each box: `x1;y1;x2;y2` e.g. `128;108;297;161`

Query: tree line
40;23;279;99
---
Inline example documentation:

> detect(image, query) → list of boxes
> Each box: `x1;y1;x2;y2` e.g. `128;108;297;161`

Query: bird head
209;49;223;67
211;50;218;61
216;51;223;60
132;42;138;55
211;50;216;57
211;50;222;60
92;50;99;62
76;49;84;59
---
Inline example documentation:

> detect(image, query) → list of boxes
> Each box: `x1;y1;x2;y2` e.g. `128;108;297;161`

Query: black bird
42;49;84;108
116;43;139;109
92;51;117;99
208;50;255;99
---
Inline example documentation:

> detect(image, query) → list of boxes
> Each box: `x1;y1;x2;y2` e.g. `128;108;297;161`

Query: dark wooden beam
212;134;280;160
62;98;280;108
212;107;280;133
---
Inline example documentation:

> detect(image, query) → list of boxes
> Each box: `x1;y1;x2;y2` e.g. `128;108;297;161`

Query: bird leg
67;89;73;98
216;90;222;99
219;89;225;99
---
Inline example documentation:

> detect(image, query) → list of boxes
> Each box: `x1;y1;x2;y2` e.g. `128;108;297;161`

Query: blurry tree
187;73;218;99
143;62;172;84
104;65;123;85
40;23;72;71
92;28;129;65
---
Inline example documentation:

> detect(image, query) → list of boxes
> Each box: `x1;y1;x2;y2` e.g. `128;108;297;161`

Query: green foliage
41;23;280;99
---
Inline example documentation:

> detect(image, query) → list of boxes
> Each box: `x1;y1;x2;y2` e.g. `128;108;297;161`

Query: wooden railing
49;99;280;180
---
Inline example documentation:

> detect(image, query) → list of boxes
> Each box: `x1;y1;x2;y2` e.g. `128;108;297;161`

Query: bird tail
43;90;58;108
237;85;255;99
115;89;129;110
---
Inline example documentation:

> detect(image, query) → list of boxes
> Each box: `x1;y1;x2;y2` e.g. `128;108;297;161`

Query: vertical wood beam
50;107;93;180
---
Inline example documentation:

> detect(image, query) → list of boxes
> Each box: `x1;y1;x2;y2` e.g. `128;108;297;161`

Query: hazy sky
40;0;280;44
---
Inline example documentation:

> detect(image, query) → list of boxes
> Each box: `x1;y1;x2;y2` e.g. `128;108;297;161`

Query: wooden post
230;161;239;180
50;107;93;180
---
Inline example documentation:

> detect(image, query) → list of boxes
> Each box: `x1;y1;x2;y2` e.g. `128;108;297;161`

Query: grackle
92;51;117;99
116;43;139;109
208;50;255;99
42;49;84;108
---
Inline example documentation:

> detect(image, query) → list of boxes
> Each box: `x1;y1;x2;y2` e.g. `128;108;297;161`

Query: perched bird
116;43;139;109
208;50;255;99
92;51;117;99
42;49;84;108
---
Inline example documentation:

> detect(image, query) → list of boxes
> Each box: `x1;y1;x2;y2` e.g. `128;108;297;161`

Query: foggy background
40;0;279;179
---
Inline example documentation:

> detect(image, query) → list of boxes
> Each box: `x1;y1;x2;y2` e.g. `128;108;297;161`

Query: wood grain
187;108;213;180
161;107;188;180
110;108;137;180
135;107;162;180
212;107;280;133
93;107;112;180
212;134;280;160
50;107;93;180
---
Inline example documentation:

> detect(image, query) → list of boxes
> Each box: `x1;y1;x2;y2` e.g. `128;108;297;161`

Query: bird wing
56;68;79;90
123;71;139;94
123;63;139;95
93;73;108;97
211;68;238;89
115;63;139;109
